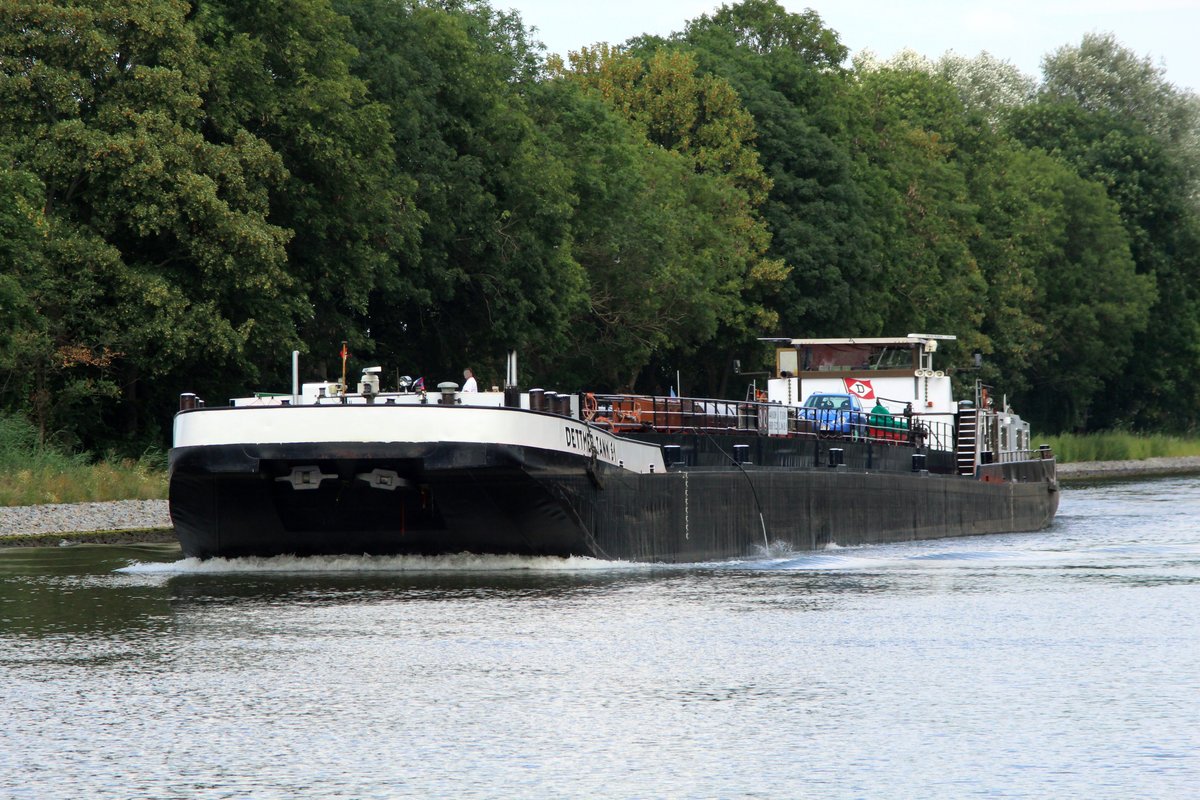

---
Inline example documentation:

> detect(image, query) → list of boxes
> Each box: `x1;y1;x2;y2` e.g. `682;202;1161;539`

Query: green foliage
0;411;166;505
937;51;1035;124
1010;38;1200;431
0;0;298;449
337;0;584;385
846;65;989;352
1040;33;1200;156
1040;432;1200;463
531;81;718;387
552;42;786;391
679;1;876;344
0;164;46;382
195;0;423;379
0;412;71;472
1016;166;1153;430
685;0;846;65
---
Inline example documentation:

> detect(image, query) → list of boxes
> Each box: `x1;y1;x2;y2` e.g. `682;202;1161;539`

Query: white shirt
462;376;478;392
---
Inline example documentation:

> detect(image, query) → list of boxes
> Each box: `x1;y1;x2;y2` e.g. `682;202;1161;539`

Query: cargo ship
168;335;1058;560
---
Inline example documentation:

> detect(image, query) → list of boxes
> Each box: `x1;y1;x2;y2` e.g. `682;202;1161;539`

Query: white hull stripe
173;405;664;474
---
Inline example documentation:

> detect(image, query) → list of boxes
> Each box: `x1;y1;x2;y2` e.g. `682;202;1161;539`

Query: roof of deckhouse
758;334;958;347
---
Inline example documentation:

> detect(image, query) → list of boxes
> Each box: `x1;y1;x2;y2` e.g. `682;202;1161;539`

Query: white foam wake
117;552;642;575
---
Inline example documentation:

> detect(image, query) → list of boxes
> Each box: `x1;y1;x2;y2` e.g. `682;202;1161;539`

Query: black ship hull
169;435;1059;562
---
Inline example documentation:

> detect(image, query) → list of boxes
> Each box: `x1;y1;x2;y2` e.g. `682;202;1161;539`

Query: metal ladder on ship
955;408;978;476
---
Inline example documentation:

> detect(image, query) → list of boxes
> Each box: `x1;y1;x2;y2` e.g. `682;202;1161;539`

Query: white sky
499;0;1200;92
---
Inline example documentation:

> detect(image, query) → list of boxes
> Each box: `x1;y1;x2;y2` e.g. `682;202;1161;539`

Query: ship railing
851;413;954;451
586;393;954;449
586;394;758;433
991;448;1050;464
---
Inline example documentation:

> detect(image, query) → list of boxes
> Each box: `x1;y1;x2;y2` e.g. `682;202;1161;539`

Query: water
2;478;1198;798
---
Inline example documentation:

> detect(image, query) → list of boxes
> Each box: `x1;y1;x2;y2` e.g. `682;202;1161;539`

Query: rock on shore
0;499;171;539
1056;456;1200;482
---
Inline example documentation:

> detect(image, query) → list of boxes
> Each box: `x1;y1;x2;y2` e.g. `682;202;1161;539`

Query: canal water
2;478;1198;799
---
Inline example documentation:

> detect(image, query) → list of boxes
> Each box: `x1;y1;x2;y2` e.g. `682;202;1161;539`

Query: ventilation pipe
292;350;300;406
504;350;520;408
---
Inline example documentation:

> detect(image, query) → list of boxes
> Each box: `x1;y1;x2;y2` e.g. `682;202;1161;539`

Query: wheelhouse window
797;344;915;373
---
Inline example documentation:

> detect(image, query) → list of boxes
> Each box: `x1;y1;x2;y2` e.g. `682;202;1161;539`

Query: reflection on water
3;478;1200;798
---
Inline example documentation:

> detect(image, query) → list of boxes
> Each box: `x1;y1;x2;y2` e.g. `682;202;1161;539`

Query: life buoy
583;392;598;421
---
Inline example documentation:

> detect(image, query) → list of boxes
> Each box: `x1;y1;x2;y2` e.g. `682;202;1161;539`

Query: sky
498;0;1200;92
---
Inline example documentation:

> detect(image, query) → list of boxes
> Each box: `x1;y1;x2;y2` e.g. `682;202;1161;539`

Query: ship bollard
663;445;683;467
912;453;927;472
529;388;545;412
828;448;844;468
732;444;750;465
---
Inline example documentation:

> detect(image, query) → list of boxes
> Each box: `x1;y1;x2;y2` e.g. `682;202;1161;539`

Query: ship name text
563;425;617;462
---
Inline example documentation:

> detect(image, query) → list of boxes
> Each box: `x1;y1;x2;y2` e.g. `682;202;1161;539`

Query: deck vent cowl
437;382;459;405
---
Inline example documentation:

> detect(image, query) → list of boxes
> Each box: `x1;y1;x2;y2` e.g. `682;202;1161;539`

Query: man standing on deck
462;368;478;392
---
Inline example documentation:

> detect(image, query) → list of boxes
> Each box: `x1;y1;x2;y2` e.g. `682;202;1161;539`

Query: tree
1011;56;1200;430
953;140;1048;394
531;81;728;388
1004;152;1154;431
552;42;786;392
337;0;585;387
1041;33;1200;157
845;64;989;355
937;51;1036;126
0;0;297;448
195;0;423;380
678;1;880;346
0;164;49;431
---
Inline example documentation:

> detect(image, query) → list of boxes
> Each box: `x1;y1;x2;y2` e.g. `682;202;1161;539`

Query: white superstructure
765;334;956;415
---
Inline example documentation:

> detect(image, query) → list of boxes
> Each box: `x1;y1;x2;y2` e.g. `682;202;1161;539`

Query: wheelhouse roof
759;334;957;347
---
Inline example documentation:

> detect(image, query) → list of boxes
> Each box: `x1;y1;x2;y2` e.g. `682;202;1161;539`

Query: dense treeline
2;0;1199;453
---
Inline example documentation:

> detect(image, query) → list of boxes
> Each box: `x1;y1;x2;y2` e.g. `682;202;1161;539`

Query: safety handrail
584;393;955;450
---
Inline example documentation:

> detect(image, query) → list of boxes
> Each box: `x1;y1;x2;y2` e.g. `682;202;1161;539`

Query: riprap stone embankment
0;499;172;546
1056;456;1200;482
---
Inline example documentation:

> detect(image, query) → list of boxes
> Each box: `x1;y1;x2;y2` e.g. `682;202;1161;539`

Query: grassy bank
1037;432;1200;463
0;413;167;506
